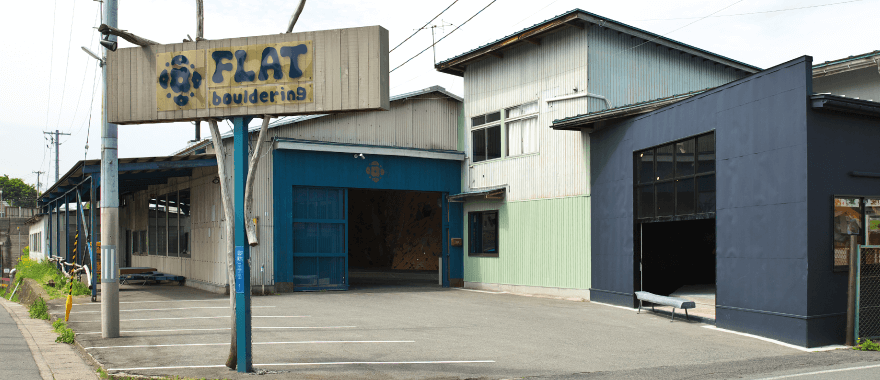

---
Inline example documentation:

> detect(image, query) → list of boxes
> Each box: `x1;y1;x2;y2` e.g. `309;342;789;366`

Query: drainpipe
545;91;612;109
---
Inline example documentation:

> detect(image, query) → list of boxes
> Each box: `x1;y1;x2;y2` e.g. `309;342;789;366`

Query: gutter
546;92;611;109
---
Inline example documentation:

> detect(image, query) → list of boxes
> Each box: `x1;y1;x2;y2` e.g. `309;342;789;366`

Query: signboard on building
107;26;389;124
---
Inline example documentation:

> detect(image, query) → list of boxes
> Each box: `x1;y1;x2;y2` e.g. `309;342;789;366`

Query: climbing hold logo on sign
156;50;207;111
366;161;385;183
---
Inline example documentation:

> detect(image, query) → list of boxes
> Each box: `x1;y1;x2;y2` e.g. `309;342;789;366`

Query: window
468;210;499;257
833;196;880;272
148;189;192;257
506;102;539;156
29;232;42;253
635;132;715;221
471;111;502;163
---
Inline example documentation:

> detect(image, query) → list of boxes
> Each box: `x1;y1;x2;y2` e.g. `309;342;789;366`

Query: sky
0;0;877;194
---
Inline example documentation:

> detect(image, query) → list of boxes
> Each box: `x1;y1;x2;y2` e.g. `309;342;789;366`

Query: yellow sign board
157;41;314;111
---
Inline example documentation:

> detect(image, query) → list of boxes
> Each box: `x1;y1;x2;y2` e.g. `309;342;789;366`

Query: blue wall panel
591;57;815;346
272;149;463;286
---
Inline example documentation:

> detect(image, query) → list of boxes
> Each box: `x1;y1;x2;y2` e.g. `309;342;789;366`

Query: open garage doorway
348;189;444;290
638;219;716;319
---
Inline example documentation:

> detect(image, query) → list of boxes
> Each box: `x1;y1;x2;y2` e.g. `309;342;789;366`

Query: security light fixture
81;46;104;66
354;153;365;159
100;36;117;52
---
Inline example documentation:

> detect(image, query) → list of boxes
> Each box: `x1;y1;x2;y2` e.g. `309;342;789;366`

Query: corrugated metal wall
132;91;462;287
463;26;590;201
459;24;746;290
463;196;590;289
813;68;880;102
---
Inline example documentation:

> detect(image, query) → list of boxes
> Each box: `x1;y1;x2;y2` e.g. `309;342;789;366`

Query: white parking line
88;341;415;349
755;363;880;379
74;299;227;305
73;315;310;322
108;360;495;371
454;288;507;294
77;326;357;334
70;306;275;313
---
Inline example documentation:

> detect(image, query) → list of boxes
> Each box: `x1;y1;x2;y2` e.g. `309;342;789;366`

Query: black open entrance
348;189;443;289
639;219;716;316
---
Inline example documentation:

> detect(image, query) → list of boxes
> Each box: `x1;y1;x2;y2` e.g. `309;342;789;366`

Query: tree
0;175;39;208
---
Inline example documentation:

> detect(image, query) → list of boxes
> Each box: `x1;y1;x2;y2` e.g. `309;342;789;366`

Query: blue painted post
90;177;97;301
233;116;252;372
441;193;449;287
65;193;70;264
76;192;81;266
47;202;53;261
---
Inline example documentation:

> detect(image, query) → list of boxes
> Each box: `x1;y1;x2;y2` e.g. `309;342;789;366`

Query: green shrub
854;338;880;351
52;319;66;332
55;326;75;344
29;297;49;320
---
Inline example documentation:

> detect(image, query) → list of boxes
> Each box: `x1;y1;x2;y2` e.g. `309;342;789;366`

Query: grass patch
854;338;880;351
28;297;49;320
15;257;90;299
52;319;76;344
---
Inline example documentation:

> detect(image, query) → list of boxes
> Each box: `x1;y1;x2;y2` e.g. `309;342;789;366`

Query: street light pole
100;0;121;339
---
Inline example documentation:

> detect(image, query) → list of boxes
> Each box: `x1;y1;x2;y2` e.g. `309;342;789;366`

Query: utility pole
100;0;121;339
44;130;72;183
33;171;44;194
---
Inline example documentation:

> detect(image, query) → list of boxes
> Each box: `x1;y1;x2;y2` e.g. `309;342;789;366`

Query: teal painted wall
463;195;591;289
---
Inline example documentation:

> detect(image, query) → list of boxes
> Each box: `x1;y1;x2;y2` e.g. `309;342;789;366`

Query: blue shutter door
291;186;348;290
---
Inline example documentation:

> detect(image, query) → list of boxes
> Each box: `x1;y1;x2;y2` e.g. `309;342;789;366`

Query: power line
65;6;101;143
391;0;498;73
628;0;870;21
44;0;58;133
613;0;746;58
55;0;78;133
390;0;459;53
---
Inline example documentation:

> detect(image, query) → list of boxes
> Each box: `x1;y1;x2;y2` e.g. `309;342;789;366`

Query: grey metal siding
813;67;880;102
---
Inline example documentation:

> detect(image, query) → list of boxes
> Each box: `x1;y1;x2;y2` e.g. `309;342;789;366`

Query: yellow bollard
65;270;74;322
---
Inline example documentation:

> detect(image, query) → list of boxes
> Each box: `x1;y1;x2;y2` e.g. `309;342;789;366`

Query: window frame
468;210;500;257
505;102;540;158
832;195;880;272
470;117;502;164
634;131;716;223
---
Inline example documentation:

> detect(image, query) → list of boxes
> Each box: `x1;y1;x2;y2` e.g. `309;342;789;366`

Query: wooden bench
635;291;696;322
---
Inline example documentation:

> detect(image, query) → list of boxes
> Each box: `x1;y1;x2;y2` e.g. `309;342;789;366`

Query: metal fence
856;245;880;340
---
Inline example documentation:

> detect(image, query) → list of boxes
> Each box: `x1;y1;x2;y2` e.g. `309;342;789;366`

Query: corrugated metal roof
813;50;880;69
551;88;711;129
173;86;462;156
435;8;761;75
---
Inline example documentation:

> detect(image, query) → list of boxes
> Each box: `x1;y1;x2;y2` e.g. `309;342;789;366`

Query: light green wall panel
463;195;591;289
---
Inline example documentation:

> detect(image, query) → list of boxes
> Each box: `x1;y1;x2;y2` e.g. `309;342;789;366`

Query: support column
47;203;53;261
90;178;97;302
76;193;81;266
65;193;70;264
234;116;252;372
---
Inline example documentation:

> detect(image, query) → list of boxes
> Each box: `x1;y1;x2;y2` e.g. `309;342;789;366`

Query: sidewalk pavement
0;297;99;380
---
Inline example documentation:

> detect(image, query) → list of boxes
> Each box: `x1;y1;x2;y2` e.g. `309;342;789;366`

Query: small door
291;186;348;291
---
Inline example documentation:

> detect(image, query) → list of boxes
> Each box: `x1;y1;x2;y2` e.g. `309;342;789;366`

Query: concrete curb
0;297;100;380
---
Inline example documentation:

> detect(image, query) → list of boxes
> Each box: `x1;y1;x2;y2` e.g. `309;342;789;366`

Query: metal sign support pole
100;0;121;339
234;116;253;372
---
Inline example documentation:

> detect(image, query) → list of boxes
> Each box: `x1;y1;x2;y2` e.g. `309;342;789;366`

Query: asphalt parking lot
47;283;880;380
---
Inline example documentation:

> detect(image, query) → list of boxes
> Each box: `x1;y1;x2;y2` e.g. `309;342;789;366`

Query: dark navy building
554;56;880;347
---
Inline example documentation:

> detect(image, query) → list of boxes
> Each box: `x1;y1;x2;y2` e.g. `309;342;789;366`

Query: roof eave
435;10;761;75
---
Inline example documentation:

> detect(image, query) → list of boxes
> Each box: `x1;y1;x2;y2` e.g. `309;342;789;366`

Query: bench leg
685;309;689;321
638;300;642;314
671;308;675;322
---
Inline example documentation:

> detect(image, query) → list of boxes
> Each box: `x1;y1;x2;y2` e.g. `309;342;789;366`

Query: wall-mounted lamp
353;153;365;159
100;35;117;52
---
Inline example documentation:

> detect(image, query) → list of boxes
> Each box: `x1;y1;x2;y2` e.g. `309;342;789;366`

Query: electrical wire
55;0;78;133
390;0;498;73
44;0;58;135
390;0;459;53
65;7;101;143
613;0;746;58
628;0;869;21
